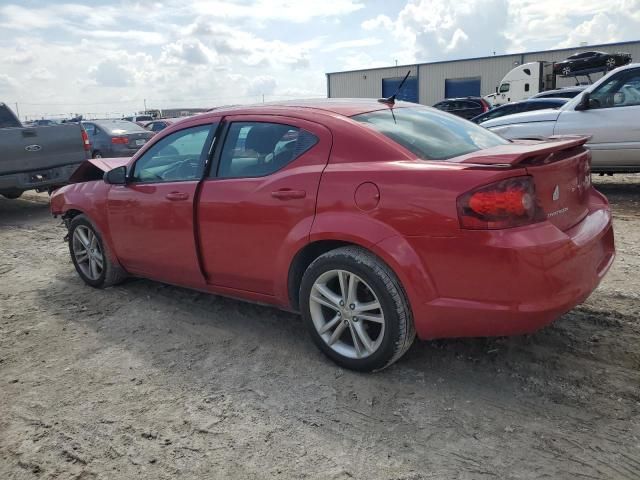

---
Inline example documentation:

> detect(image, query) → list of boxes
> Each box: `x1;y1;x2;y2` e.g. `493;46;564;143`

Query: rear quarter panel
311;119;530;308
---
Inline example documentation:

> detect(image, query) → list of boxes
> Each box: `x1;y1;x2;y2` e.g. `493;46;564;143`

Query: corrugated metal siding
420;55;522;105
328;65;418;99
328;41;640;105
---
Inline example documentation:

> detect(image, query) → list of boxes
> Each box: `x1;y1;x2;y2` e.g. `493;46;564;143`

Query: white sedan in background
481;63;640;173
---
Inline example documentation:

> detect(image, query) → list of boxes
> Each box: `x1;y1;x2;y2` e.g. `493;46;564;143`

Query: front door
106;122;217;286
197;115;332;296
555;68;640;169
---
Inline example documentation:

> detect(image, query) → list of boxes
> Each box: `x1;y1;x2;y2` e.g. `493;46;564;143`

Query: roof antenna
378;70;411;105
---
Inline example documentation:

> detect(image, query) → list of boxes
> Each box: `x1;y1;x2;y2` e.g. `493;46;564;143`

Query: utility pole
143;98;147;113
262;94;265;104
15;102;20;120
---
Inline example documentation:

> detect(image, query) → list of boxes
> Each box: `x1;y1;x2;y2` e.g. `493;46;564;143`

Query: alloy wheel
72;225;104;281
606;58;616;69
309;269;385;359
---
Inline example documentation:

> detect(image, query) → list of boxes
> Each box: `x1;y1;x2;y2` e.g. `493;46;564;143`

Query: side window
499;83;510;93
83;124;96;135
524;83;530;92
589;71;640;109
132;124;214;183
151;122;165;132
216;122;318;178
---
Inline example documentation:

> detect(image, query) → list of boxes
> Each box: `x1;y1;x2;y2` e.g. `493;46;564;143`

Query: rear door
197;115;332;295
555;68;640;169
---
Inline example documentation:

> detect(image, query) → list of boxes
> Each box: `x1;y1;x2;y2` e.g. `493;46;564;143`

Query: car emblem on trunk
552;185;560;201
25;144;42;152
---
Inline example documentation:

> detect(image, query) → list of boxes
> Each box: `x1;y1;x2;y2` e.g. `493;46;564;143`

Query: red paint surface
50;100;615;340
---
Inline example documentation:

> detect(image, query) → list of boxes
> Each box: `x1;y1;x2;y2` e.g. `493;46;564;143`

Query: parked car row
470;98;568;124
481;63;640;173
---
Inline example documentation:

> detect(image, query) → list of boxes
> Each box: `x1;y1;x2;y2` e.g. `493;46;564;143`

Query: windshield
352;107;508;160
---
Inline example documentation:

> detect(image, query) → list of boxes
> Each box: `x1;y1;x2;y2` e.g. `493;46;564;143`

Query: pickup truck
0;103;90;199
481;63;640;173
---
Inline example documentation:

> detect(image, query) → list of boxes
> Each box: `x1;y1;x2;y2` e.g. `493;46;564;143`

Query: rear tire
68;214;126;288
300;246;415;372
561;66;571;75
92;151;103;159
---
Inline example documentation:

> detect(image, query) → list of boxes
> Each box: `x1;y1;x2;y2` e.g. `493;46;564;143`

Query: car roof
524;98;568;104
186;98;421;120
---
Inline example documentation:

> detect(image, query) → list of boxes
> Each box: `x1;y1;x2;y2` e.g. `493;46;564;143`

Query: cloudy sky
1;0;639;119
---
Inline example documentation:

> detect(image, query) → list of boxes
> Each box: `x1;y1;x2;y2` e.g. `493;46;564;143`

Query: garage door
444;77;481;98
382;77;418;103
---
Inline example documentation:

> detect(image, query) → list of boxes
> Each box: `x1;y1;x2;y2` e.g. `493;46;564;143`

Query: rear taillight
111;136;128;144
81;129;91;151
457;176;544;229
481;100;490;112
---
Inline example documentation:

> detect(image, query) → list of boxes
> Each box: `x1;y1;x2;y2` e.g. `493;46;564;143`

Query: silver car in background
481;63;640;173
82;120;154;159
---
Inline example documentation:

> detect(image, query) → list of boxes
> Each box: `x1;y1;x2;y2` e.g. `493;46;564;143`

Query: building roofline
325;39;640;75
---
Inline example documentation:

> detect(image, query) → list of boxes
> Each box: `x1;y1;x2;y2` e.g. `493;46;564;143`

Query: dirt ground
1;175;639;480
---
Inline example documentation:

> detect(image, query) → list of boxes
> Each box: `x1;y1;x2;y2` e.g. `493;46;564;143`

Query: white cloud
247;75;277;96
28;68;55;81
0;74;17;93
191;0;364;22
322;38;382;52
89;59;134;88
161;39;214;65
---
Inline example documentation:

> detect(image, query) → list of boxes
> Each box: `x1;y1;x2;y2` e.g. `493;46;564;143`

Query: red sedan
50;99;615;371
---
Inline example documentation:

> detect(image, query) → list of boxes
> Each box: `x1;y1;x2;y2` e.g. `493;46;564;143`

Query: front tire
300;246;415;372
561;66;571;75
68;215;126;288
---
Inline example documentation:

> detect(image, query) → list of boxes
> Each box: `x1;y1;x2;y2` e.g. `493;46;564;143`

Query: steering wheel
160;156;200;180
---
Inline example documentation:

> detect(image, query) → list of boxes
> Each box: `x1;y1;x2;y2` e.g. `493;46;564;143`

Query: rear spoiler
454;135;590;166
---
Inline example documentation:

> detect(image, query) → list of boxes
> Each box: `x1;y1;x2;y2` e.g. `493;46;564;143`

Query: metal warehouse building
326;40;640;105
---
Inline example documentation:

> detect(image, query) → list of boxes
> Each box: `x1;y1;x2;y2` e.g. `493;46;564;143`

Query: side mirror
575;92;591;111
103;166;127;185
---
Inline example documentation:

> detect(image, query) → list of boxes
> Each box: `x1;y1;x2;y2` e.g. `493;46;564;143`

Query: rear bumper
0;162;83;194
407;190;614;339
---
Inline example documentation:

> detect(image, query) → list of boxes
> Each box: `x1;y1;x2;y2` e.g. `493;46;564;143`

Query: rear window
97;120;148;134
353;107;508;160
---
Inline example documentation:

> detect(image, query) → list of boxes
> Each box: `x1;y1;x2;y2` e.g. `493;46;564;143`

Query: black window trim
206;118;319;180
127;122;220;185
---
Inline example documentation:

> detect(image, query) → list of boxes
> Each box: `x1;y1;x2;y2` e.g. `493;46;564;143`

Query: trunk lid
122;131;154;149
457;135;592;231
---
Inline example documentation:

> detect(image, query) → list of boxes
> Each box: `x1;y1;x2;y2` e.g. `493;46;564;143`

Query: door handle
271;189;306;200
165;191;189;201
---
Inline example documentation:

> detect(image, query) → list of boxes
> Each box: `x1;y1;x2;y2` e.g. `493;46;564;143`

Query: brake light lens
457;176;544;229
81;129;91;151
111;136;128;144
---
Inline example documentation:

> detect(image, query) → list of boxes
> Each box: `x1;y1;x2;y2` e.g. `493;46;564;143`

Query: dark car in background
122;115;154;126
144;118;180;134
553;51;631;76
531;86;586;99
432;97;491;120
82;120;154;159
471;98;568;124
